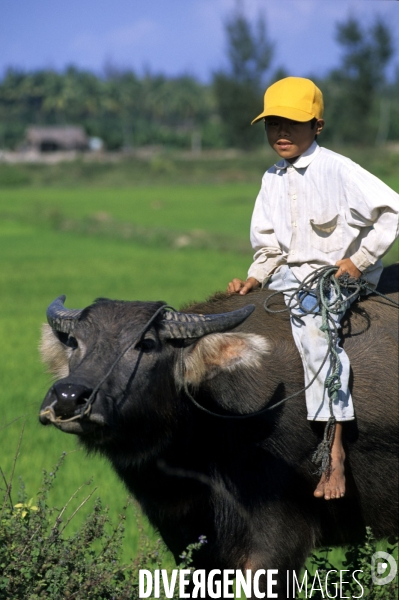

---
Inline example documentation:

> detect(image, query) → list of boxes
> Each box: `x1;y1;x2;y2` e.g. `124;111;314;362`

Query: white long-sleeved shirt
248;141;399;286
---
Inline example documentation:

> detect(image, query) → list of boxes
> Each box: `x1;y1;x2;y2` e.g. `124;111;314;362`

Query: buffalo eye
66;335;78;349
136;337;157;353
55;330;78;349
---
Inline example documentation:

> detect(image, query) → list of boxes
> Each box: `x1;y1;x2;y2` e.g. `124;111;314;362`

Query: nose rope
39;304;176;424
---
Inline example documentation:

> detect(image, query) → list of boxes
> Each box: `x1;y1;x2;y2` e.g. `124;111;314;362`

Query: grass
0;183;258;242
0;153;398;570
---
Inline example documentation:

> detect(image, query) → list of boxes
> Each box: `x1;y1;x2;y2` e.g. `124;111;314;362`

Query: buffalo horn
46;295;83;333
160;304;255;338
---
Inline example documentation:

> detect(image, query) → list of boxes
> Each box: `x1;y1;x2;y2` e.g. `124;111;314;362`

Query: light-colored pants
265;266;356;422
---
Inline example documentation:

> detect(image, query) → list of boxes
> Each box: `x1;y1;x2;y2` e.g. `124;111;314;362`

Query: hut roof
26;126;88;150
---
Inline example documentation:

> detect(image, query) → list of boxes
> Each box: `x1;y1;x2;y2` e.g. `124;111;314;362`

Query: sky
1;0;399;82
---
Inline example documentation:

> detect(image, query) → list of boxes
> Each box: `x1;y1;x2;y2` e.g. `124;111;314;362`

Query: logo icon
371;551;397;586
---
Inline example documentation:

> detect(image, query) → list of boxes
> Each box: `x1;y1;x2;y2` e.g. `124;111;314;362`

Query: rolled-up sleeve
347;166;399;272
247;184;283;282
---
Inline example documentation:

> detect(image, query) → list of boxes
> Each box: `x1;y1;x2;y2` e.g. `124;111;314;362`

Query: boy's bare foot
314;423;346;500
313;448;346;500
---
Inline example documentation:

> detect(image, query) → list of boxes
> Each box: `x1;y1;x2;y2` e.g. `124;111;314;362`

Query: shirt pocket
309;214;342;253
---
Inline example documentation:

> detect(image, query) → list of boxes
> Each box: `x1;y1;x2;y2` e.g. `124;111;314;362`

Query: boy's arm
227;180;283;295
346;167;399;272
247;182;284;283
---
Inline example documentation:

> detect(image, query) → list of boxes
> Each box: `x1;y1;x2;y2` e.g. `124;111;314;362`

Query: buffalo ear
39;324;71;379
181;332;270;386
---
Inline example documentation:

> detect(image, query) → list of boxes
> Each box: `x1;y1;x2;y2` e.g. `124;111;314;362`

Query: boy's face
264;116;324;162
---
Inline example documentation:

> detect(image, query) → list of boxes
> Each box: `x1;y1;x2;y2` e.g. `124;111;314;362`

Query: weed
0;443;160;599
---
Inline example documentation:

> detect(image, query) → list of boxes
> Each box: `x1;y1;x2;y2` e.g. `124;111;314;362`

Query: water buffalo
39;264;398;598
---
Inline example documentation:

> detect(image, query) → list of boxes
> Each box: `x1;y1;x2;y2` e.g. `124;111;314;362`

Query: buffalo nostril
58;386;90;404
53;383;93;417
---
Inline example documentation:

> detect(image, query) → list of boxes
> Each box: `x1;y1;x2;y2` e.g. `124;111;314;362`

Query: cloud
105;20;162;50
70;18;163;65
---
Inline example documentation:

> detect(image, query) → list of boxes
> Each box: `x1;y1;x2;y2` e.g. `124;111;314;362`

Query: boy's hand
227;277;261;295
335;258;361;280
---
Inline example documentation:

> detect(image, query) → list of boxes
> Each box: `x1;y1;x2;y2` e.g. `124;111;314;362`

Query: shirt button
292;194;297;199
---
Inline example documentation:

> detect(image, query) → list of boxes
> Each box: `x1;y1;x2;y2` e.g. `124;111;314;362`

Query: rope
180;267;359;422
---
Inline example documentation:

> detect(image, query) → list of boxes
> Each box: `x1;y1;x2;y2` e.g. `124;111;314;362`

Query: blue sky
1;0;398;82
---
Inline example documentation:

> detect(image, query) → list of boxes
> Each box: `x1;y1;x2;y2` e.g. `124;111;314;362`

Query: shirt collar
274;140;321;171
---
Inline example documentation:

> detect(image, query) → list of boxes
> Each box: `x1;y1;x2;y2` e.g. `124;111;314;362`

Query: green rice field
0;162;398;569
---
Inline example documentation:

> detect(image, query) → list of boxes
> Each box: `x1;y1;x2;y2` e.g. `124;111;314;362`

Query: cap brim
251;106;317;125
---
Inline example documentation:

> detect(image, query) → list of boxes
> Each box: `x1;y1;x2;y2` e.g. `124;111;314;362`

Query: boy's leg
266;266;355;499
290;310;353;500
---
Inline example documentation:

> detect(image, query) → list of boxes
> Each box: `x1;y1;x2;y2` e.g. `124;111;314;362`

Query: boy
228;77;399;500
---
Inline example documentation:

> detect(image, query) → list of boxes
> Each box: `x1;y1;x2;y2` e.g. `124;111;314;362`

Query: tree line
0;13;398;151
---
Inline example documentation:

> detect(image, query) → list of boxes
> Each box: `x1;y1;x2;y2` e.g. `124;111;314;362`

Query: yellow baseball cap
251;77;324;124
